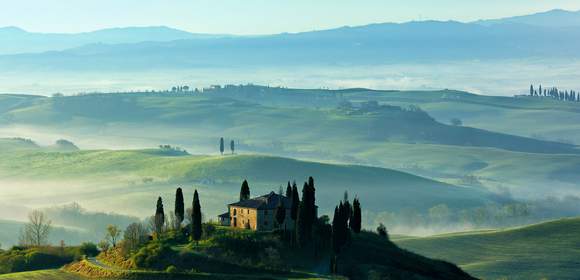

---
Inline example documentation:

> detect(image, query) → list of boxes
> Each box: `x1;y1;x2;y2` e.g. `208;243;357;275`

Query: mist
2;59;580;96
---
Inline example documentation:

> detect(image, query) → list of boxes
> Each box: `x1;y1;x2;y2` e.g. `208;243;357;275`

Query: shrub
78;242;99;257
165;265;179;273
132;242;175;270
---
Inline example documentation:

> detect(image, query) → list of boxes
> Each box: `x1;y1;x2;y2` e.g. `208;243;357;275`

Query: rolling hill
395;217;580;280
0;137;491;217
1;88;580;199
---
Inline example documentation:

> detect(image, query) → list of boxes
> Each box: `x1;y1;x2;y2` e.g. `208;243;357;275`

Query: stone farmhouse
218;191;294;231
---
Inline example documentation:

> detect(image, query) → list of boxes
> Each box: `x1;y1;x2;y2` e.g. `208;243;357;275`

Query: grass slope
0;138;489;214
395;217;580;280
0;270;84;280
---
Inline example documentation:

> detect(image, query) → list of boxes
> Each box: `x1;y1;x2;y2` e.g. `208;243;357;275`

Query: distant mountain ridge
0;26;229;55
475;9;580;27
2;9;580;68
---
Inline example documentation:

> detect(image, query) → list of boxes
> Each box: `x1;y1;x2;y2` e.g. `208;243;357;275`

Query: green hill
0;138;490;218
395;217;580;280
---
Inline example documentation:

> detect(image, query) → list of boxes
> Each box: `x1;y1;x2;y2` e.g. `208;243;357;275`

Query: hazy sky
1;0;580;34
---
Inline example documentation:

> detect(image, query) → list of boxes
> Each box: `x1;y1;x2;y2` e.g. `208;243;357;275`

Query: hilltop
395;217;580;280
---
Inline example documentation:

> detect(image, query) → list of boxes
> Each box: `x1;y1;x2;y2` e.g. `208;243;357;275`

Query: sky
1;0;580;34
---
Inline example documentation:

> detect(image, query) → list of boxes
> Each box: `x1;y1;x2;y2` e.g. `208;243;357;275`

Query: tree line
529;84;579;102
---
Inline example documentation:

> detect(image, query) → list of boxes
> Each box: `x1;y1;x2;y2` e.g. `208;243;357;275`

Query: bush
132;242;175;270
78;242;99;257
165;265;179;273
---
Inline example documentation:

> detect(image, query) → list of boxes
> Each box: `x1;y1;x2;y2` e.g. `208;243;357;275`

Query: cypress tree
307;177;317;224
530;84;534;96
296;179;317;247
230;140;235;154
191;190;202;242
154;197;165;237
175;187;185;228
331;206;340;254
275;194;286;230
240;180;250;201
286;182;292;198
219;138;224;155
343;191;351;224
350;198;362;233
291;183;299;221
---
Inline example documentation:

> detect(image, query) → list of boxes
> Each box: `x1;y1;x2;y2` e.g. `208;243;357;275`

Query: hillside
1;89;580;202
0;91;576;154
0;138;490;217
0;270;83;280
395;217;580;280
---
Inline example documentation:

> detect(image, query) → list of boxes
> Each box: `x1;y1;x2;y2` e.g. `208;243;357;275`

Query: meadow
395;217;580;280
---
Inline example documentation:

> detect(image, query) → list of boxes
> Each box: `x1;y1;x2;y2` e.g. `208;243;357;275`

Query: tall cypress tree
343;191;351;224
331;206;340;254
286;182;292;198
296;180;317;247
175;188;185;229
307;177;317;224
191;190;202;242
230;140;235;155
219;138;225;155
291;183;299;221
350;198;362;233
530;84;534;96
154;197;165;237
240;180;250;201
275;194;286;230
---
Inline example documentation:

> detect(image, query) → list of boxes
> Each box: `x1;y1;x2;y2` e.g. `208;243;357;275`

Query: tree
296;179;316;247
240;180;250;201
275;194;286;231
350;198;362;233
331;206;340;254
219;138;225;155
290;182;300;221
377;223;388;238
19;210;52;247
286;182;292;198
123;222;148;254
105;225;121;247
191;190;202;242
154;197;165;237
450;118;463;126
175;187;185;229
230;140;235;155
530;84;534;96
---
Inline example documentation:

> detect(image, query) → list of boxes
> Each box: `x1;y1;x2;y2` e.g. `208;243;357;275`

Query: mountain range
1;9;580;70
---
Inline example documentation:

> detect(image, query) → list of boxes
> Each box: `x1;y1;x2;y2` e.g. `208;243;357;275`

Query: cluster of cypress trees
529;84;579;102
153;187;203;242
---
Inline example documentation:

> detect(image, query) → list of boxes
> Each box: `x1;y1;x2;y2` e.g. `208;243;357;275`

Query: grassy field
0;270;84;280
395;217;580;280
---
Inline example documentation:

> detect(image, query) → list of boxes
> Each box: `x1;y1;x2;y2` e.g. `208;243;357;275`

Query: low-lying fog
1;59;579;96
